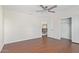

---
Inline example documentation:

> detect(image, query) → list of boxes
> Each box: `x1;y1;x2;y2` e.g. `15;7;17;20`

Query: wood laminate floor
1;37;79;53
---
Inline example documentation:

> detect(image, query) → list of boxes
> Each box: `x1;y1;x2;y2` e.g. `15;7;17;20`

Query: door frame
61;17;72;41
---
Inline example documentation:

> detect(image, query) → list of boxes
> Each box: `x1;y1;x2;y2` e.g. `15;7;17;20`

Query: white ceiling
4;5;79;15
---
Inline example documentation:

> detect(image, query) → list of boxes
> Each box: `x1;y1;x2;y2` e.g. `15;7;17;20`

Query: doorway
61;17;72;40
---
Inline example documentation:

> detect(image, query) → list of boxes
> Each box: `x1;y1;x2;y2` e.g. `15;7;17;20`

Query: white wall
0;6;4;51
4;7;52;44
48;14;61;39
72;15;79;43
4;5;79;44
4;10;40;44
4;6;61;44
4;6;65;44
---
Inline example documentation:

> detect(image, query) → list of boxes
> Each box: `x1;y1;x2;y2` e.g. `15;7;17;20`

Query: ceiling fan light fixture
37;5;57;13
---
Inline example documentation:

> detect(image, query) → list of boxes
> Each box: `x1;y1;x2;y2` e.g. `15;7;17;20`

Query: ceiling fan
36;5;57;13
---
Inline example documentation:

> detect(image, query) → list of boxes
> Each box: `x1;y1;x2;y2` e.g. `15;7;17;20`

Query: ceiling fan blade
48;11;55;13
48;5;57;10
40;5;46;10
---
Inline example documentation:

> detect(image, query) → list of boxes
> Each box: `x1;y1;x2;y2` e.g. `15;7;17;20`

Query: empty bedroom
0;5;79;53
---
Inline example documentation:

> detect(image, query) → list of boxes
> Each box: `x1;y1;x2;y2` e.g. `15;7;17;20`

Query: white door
61;18;71;39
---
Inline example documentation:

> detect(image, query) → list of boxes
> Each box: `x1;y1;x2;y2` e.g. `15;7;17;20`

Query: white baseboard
48;36;61;40
0;44;4;52
4;36;61;45
4;36;41;44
